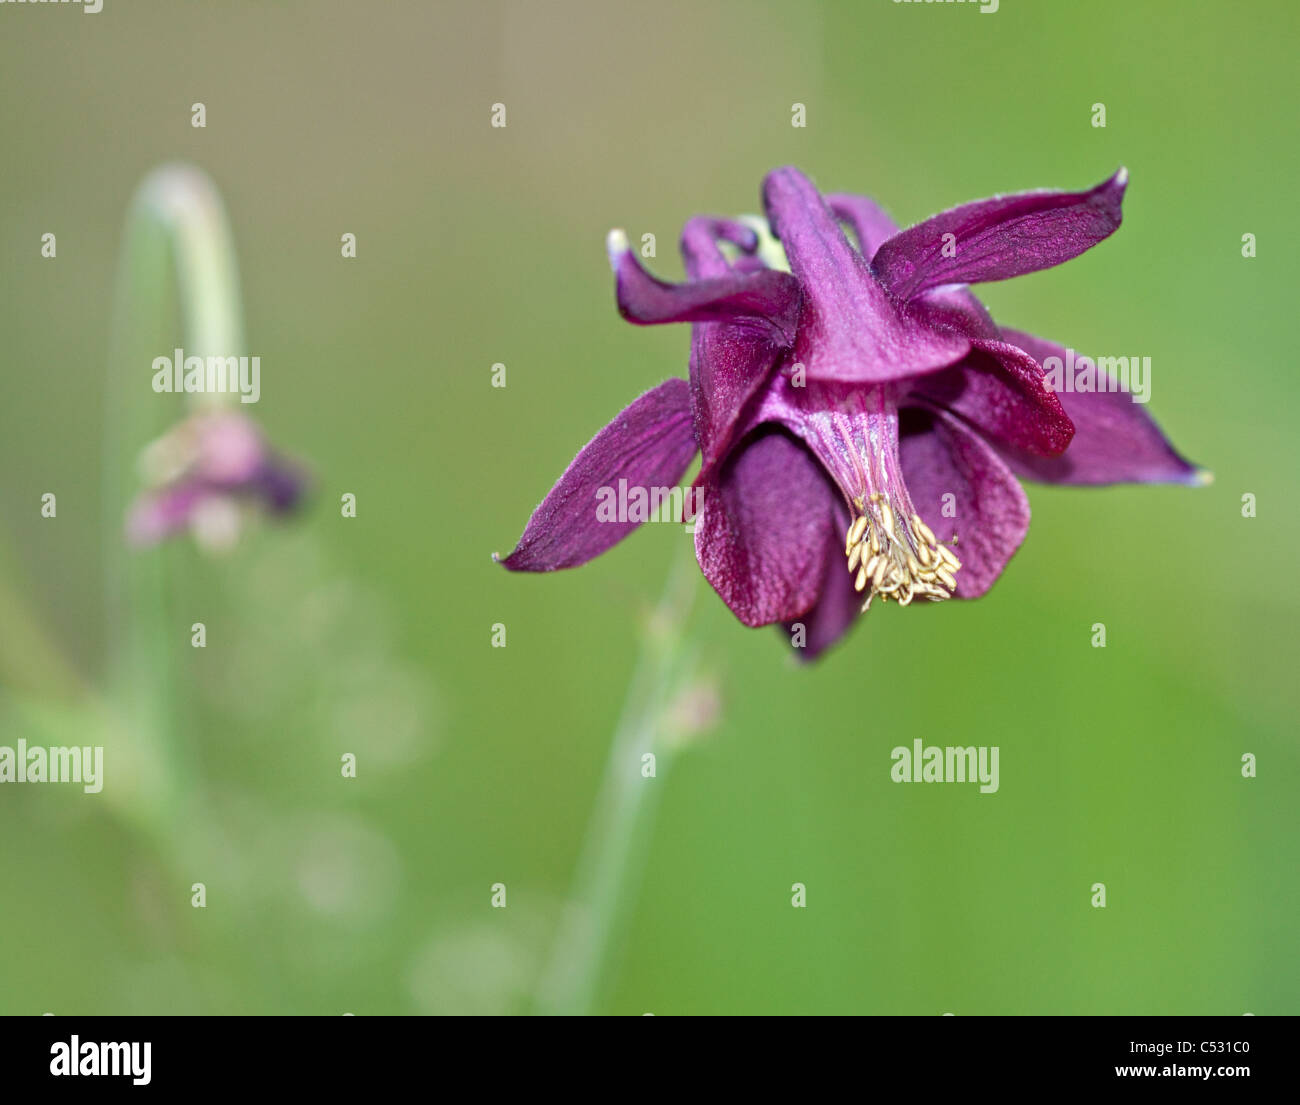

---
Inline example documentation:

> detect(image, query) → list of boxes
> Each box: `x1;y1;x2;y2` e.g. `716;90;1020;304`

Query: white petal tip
605;228;629;271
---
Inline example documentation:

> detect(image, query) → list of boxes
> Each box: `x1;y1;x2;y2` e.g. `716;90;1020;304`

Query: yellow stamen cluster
844;493;962;611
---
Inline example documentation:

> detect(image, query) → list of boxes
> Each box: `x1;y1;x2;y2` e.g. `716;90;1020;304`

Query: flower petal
679;216;759;279
669;217;793;483
826;192;900;261
253;458;308;513
498;378;698;571
695;427;837;627
610;232;798;340
910;284;1001;341
126;484;208;546
761;167;969;384
899;407;1031;599
872;169;1128;300
908;338;1075;458
782;502;861;660
689;320;787;483
994;329;1202;485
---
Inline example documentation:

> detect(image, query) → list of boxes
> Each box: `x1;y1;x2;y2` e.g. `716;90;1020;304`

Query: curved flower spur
498;166;1202;658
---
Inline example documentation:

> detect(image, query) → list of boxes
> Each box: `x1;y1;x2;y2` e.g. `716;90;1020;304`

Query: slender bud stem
534;552;704;1015
102;165;246;836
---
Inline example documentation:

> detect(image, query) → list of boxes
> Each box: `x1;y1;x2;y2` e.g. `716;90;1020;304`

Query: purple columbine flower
126;410;305;550
498;166;1202;658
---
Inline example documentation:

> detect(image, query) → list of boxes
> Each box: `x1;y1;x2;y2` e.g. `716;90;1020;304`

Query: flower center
782;381;961;610
844;494;961;610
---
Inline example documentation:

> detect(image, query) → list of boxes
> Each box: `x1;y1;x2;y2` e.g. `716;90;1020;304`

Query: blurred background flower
126;410;306;550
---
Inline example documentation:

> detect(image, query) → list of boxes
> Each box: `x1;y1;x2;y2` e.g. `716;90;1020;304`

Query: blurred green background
1;0;1296;1015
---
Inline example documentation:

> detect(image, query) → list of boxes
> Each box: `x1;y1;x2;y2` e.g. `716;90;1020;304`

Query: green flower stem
534;551;703;1016
102;165;245;838
132;164;245;370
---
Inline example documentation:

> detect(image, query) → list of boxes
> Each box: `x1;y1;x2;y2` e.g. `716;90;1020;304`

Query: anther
843;498;961;612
